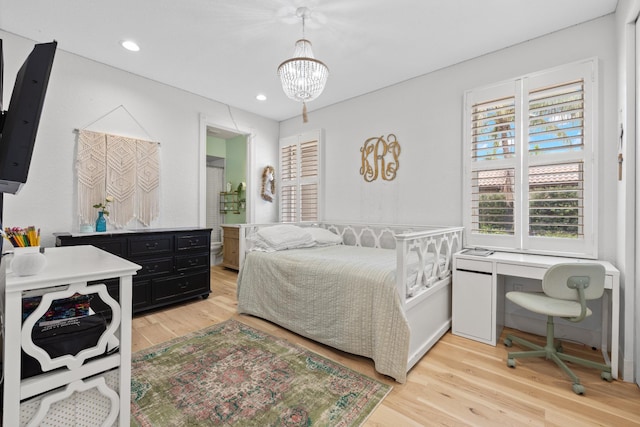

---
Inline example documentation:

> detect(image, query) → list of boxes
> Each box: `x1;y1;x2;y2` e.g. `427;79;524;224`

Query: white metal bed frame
237;222;463;378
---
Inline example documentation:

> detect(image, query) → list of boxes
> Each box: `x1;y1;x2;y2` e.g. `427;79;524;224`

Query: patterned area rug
131;319;391;426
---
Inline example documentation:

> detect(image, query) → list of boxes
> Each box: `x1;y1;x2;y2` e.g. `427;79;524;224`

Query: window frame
463;59;598;258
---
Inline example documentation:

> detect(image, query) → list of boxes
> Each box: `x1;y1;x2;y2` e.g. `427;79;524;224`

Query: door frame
198;114;254;228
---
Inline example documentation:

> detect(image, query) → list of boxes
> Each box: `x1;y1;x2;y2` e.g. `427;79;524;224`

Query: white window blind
472;168;516;236
464;59;596;258
279;130;322;223
471;96;516;162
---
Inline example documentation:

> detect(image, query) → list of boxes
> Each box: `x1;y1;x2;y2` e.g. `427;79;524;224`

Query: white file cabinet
452;254;504;345
1;246;140;426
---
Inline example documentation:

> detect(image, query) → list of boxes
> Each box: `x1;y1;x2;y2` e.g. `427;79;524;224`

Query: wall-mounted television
0;40;57;194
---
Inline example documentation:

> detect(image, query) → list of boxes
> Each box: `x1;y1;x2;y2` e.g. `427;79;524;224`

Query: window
463;59;597;258
279;130;322;223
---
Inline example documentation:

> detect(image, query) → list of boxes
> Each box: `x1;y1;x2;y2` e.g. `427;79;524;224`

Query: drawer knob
145;242;159;249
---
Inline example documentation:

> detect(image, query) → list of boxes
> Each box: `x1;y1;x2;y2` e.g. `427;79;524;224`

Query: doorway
203;125;249;243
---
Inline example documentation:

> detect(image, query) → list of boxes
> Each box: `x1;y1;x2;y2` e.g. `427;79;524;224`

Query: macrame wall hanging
77;130;160;228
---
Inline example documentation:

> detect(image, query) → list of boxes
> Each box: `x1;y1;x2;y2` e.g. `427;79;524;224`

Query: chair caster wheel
601;372;613;382
556;344;563;353
507;358;516;368
572;384;585;395
504;338;512;347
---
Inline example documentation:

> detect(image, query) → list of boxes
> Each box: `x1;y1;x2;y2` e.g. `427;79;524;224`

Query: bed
236;222;463;383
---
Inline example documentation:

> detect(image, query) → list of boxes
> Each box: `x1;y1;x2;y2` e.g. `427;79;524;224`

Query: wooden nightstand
221;225;240;270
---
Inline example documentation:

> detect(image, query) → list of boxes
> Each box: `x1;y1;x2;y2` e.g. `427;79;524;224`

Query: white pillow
307;227;342;246
255;224;315;251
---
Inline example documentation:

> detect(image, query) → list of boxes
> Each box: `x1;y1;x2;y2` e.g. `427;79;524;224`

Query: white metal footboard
395;227;463;300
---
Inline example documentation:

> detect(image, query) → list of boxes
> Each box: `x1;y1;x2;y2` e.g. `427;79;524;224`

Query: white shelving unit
1;245;140;426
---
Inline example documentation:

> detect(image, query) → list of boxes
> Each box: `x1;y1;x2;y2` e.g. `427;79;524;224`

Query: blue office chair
504;263;612;395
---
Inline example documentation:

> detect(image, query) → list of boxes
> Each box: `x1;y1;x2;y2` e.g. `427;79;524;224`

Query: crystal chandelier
277;7;329;122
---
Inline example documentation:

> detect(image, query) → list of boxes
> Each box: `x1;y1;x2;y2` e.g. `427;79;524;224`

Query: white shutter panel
280;142;297;223
528;79;584;156
524;60;594;257
299;139;318;221
464;80;521;250
528;162;583;238
279;131;321;223
471;96;516;162
471;168;516;235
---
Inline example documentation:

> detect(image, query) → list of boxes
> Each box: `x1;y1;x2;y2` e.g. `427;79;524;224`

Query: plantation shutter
527;79;585;240
523;62;594;256
471;168;516;235
279;130;322;223
280;143;297;222
300;140;319;221
464;59;596;258
470;95;517;236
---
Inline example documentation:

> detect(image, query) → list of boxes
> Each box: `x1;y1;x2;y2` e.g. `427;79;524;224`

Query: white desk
452;250;621;380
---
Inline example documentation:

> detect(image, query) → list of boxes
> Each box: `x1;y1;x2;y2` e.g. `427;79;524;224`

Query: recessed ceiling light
121;40;140;52
256;94;267;101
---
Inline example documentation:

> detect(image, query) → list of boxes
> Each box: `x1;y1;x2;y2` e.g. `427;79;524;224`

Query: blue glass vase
95;211;107;232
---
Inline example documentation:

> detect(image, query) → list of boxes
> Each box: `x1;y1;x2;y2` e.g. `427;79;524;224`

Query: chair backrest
542;263;605;301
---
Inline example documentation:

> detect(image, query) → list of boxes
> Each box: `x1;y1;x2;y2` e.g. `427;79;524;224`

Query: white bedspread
237;245;411;383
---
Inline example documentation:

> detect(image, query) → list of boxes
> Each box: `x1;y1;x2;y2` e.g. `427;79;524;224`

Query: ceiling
0;0;618;122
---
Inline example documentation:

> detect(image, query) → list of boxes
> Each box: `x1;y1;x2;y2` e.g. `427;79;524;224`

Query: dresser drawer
152;271;209;303
128;235;173;256
88;239;127;256
133;279;151;310
223;226;239;239
135;256;174;277
176;253;209;273
176;233;210;252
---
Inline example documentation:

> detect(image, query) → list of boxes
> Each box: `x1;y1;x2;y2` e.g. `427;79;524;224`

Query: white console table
451;250;625;380
1;245;140;426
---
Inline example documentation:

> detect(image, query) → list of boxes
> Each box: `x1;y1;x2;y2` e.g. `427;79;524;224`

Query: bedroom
0;0;638;424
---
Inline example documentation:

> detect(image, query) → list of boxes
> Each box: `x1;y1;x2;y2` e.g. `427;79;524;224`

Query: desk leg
601;291;611;367
612;284;619;380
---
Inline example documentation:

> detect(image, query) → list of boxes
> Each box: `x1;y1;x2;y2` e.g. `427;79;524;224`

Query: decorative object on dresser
92;195;113;232
55;228;211;314
221;225;240;270
131;319;390;426
2;245;141;426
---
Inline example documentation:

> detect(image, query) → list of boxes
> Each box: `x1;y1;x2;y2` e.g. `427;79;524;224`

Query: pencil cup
11;246;47;276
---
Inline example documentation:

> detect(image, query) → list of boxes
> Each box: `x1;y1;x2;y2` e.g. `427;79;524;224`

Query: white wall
0;30;280;247
280;15;619;263
615;0;640;384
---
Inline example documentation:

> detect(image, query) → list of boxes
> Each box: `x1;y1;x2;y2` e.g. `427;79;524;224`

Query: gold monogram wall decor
359;134;401;182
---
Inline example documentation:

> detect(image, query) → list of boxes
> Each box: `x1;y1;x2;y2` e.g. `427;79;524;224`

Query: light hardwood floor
132;265;640;426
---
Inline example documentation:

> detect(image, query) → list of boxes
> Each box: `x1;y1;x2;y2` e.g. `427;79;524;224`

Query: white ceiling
0;0;618;122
